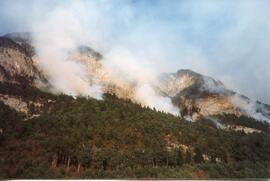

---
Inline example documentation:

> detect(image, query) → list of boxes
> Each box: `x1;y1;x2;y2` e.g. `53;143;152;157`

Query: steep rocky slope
71;44;270;123
158;69;270;122
3;32;34;57
0;33;270;179
0;32;270;125
0;37;44;86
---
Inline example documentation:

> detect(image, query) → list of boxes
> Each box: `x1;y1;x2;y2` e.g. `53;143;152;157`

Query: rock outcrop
0;32;270;123
0;37;45;87
159;69;270;122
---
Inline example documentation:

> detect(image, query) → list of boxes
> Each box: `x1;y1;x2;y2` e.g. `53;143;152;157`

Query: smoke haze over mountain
0;0;270;105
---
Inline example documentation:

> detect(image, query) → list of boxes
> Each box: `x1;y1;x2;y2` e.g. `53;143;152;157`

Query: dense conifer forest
0;83;270;179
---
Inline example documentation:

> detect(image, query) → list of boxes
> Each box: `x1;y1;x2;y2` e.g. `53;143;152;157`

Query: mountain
0;36;45;87
159;69;270;123
0;32;270;179
3;32;34;56
1;32;269;123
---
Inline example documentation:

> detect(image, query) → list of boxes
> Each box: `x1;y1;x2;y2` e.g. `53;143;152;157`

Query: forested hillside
0;83;269;179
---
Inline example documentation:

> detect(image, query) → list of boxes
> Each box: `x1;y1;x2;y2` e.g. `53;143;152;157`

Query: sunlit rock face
45;45;270;122
158;69;270;122
157;69;236;119
158;69;226;97
70;46;136;101
0;37;45;87
0;32;270;122
0;33;136;101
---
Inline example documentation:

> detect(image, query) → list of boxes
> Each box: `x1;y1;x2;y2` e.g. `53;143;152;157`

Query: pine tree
185;150;192;164
177;150;184;166
193;147;204;163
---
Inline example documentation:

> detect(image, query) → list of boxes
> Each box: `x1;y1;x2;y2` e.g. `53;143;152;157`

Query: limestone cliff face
70;46;136;101
159;69;270;122
0;34;49;117
75;50;270;123
0;32;269;123
158;69;221;97
0;93;29;114
3;32;35;57
33;39;270;122
0;33;136;112
157;69;236;118
0;37;45;87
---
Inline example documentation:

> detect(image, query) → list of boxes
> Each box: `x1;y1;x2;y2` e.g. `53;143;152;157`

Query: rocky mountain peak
3;32;34;57
158;69;270;123
159;69;227;98
0;32;270;124
0;37;43;86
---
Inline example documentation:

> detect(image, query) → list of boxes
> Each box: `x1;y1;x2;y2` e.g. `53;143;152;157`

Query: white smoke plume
1;0;270;116
204;116;224;129
32;5;103;99
200;75;270;123
27;1;179;114
135;84;180;115
102;47;180;115
230;94;270;123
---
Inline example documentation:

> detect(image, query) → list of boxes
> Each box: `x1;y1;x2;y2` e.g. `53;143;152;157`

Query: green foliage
185;150;192;164
0;83;270;178
218;114;270;132
194;147;203;163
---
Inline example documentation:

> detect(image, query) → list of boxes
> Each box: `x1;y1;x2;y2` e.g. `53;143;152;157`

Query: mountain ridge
0;32;270;179
0;32;270;124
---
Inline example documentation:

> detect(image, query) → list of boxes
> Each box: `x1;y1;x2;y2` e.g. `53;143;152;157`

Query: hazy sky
0;0;270;103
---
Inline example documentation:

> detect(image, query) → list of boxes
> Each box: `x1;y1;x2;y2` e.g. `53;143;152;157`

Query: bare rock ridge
3;32;35;57
159;69;270;122
159;69;227;97
0;36;42;86
0;32;270;124
160;69;237;116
